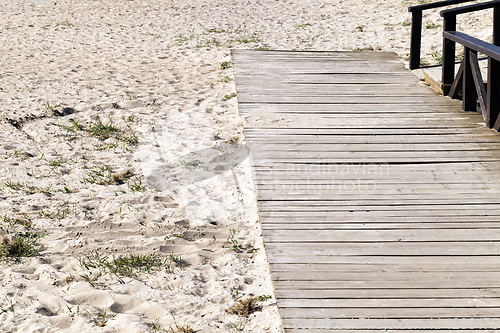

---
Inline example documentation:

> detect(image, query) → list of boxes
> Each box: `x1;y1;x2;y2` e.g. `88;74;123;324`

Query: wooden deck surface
231;49;500;332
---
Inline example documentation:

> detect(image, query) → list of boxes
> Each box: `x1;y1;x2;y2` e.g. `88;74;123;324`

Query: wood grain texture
232;49;500;332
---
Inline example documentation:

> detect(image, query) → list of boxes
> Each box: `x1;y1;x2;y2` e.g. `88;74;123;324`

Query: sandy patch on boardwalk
0;0;493;332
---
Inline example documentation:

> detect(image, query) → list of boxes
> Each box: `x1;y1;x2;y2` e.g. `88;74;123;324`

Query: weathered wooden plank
253;161;500;170
270;263;500;273
263;223;500;229
248;143;500;151
258;202;500;210
244;128;491;136
284;326;500;332
233;60;407;69
263;229;500;243
254;176;500;183
238;95;461;104
273;279;500;289
258;209;500;216
267;255;500;265
279;298;500;308
265;242;500;256
231;49;399;57
279;307;500;319
255;182;500;190
236;76;422;85
244;121;485;129
284;329;500;333
231;50;403;60
257;192;500;201
250;150;500;159
246;135;499;145
275;288;500;298
256;189;500;197
253;171;500;181
254;180;500;187
238;103;464;112
237;85;435;95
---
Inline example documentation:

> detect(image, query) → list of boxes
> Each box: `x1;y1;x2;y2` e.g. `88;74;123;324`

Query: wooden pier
232;49;500;332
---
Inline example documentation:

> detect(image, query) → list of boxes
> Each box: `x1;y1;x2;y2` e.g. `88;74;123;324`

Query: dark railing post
494;5;500;46
463;48;478;112
488;58;500;128
489;5;500;129
409;9;423;70
442;14;457;95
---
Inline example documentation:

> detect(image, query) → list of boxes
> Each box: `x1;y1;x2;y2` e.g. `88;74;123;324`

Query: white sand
0;0;493;332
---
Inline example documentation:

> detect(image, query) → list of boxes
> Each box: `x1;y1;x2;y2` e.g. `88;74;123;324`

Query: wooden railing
408;0;478;70
441;0;500;129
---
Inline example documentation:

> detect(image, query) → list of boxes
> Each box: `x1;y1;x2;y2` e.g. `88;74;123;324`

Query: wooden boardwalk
231;50;500;332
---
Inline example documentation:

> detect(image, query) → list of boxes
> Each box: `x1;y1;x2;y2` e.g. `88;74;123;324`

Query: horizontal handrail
441;0;500;16
440;1;500;130
443;31;500;61
440;0;500;92
409;0;478;12
408;0;477;69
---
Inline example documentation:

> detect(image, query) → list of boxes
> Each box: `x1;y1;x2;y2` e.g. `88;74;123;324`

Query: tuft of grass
222;92;237;102
420;58;430;67
174;34;196;45
107;170;133;185
220;76;233;83
401;21;412;27
431;50;443;64
205;217;218;225
227;297;261;318
182;160;201;169
202;38;222;47
0;231;44;258
38;207;73;220
257;294;272;302
81;164;114;185
167;253;187;271
143;32;161;39
220;61;232;70
148;320;166;332
86;115;138;147
56;20;73;27
353;25;365;32
234;32;261;44
4;181;54;195
207;27;228;33
59;186;75;194
227;229;256;253
54;120;83;140
425;21;442;29
45;157;67;168
86;116;121;141
79;251;182;281
128;176;146;192
169;323;195;333
295;22;311;29
353;45;382;52
2;214;32;228
122;115;135;122
4;180;25;191
95;309;116;327
45;102;63;115
169;313;195;333
6;150;34;161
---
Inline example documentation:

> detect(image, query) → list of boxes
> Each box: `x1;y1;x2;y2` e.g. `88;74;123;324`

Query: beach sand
0;0;493;332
